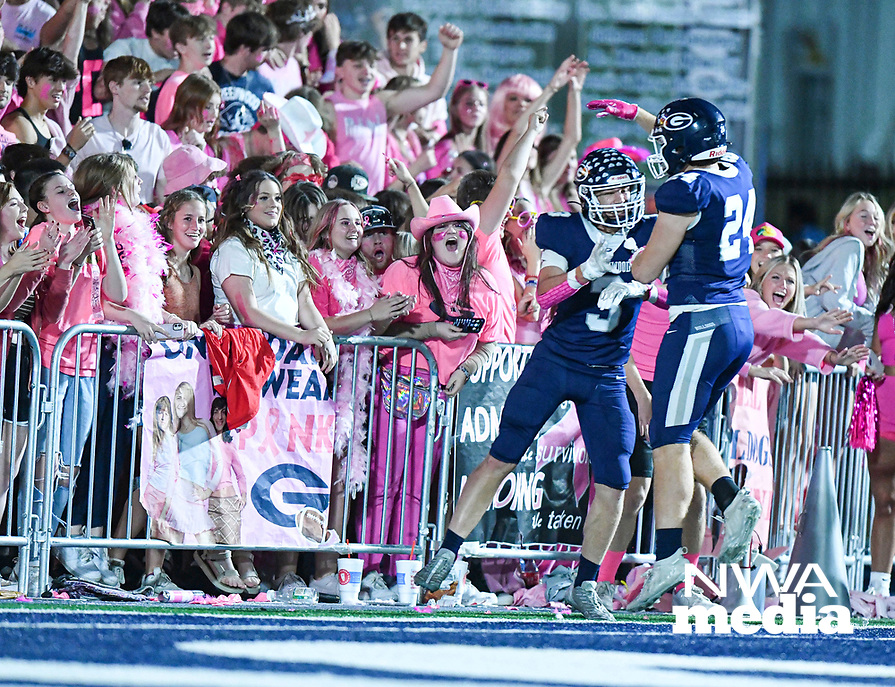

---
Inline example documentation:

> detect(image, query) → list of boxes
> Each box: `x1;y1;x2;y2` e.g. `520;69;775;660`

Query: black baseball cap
324;164;376;201
361;205;396;232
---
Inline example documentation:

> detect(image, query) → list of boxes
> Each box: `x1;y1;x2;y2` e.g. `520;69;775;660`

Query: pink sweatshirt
382;256;501;385
741;289;833;377
475;226;515;344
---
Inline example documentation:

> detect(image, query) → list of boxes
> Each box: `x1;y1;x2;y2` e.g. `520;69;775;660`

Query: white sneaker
718;490;761;564
108;558;126;588
461;581;498;606
138;568;181;596
57;544;103;583
627;548;687;612
310;572;340;597
865;584;890;597
595;580;616;609
361;571;398;601
672;585;715;609
568;581;615;620
90;548;120;587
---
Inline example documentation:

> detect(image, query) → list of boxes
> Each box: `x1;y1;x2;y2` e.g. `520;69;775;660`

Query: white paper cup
395;559;423;605
450;559;469;601
337;558;363;604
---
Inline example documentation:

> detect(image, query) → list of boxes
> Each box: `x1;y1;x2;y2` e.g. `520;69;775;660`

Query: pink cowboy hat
410;196;480;241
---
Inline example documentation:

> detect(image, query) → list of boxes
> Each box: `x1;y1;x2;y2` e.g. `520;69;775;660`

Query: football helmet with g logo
575;148;645;232
647;97;727;179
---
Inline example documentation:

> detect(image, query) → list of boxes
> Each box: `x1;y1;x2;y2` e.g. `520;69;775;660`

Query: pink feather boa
311;249;379;497
92;202;168;397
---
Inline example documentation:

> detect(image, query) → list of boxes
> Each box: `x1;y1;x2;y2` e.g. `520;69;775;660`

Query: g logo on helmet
662;112;694;131
575;164;590;182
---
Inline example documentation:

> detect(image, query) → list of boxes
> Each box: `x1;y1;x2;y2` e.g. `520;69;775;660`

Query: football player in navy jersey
589;97;762;611
415;148;657;620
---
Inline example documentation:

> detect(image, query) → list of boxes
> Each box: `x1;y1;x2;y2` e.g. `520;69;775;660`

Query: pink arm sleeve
537;278;581;309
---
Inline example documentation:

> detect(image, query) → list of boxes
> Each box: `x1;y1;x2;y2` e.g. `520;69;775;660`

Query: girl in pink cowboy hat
357;195;500;583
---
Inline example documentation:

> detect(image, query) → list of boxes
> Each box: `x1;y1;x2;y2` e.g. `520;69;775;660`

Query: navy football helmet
647;97;727;178
575;148;645;232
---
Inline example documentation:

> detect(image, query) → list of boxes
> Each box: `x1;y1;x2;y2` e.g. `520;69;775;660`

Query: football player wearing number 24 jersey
588;96;763;611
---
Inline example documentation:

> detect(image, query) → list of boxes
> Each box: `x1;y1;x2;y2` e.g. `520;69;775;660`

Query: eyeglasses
508;211;538;228
121;139;132;151
458;78;488;90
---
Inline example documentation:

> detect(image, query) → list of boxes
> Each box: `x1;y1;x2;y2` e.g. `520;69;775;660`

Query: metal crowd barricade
433;342;657;568
30;321;875;596
431;353;871;586
332;335;440;563
32;325;440;594
0;321;42;593
36;323;143;593
768;367;870;589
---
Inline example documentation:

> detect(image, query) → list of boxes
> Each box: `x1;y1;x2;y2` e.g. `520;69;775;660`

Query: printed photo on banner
141;335;337;548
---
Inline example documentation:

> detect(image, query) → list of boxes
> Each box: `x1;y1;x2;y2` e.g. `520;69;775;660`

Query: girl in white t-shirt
210;169;336;591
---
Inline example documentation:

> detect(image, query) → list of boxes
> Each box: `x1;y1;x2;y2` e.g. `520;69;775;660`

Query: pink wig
487;73;542;155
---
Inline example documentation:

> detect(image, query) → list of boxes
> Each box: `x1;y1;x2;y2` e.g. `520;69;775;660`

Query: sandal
193;551;246;594
232;551;261;594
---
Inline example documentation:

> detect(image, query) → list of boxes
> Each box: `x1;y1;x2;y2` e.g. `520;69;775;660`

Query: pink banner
728;375;775;545
140;335;336;548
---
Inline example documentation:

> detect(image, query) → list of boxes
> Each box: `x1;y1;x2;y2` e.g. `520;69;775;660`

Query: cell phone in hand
158;322;185;340
447;316;485;333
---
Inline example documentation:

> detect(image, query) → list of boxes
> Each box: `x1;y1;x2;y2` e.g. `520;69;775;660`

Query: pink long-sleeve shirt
741;289;833;377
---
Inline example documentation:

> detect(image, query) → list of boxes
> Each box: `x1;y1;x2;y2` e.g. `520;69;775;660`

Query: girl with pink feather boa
293;199;414;592
106;188;236;594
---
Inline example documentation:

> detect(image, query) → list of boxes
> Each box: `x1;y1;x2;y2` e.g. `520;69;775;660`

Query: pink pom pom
849;377;879;451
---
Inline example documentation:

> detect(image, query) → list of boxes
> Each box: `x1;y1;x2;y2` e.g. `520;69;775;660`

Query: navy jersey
536;212;655;367
654;153;755;306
